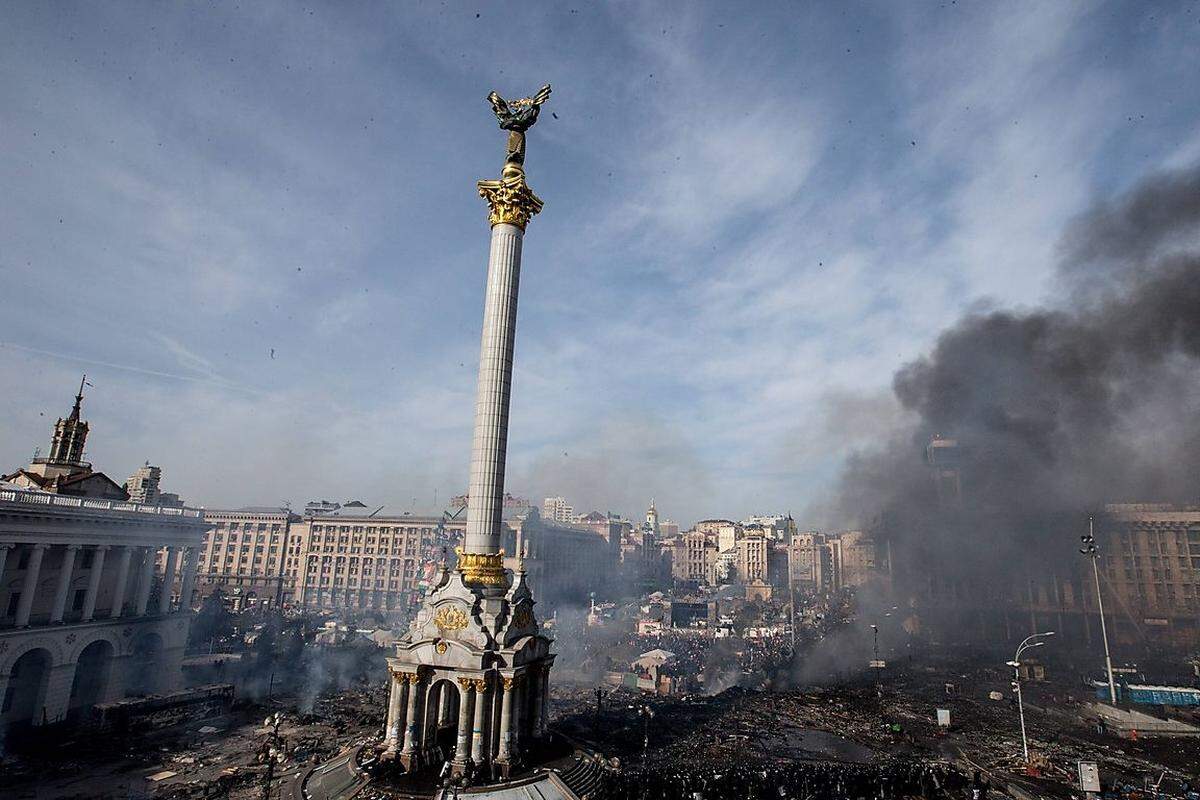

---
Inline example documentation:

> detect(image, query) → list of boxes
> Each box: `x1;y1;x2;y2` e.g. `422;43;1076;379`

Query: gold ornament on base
455;547;507;586
433;604;469;632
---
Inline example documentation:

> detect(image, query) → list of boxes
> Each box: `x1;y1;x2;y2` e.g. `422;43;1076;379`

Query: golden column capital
477;170;543;231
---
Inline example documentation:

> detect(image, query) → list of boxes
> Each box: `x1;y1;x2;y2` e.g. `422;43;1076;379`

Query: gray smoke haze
824;163;1200;597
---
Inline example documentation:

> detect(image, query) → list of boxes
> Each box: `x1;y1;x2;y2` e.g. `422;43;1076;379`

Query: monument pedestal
383;564;553;778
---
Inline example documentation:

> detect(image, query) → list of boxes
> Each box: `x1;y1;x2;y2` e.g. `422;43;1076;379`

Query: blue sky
2;1;1198;526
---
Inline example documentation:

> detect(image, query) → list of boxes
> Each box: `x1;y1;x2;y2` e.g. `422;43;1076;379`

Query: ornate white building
0;488;206;750
0;386;207;752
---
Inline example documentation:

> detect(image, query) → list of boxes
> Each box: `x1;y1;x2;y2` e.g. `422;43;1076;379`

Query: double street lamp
1007;631;1054;763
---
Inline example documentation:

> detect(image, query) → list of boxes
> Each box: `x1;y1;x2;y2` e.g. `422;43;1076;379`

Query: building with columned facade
0;384;207;751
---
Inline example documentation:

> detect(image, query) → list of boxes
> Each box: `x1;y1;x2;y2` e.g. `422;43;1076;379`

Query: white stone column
81;545;108;622
178;546;199;612
158;546;179;614
464;222;525;556
453;679;473;767
0;544;12;583
15;544;49;626
385;671;405;750
50;544;80;623
495;675;514;764
134;547;155;615
109;545;133;618
400;673;421;756
470;678;488;764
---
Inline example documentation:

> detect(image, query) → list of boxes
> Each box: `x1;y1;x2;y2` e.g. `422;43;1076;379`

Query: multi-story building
743;514;798;541
1016;504;1200;648
694;519;742;553
670;530;716;584
194;507;300;610
828;530;876;591
0;390;206;749
787;532;832;592
292;508;463;614
511;508;621;605
736;530;769;584
541;496;574;524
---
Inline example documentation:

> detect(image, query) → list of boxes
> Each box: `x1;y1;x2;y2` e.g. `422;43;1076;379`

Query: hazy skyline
3;2;1199;526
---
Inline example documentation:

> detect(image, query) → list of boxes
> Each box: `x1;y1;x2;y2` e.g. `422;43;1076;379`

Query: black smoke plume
826;163;1200;637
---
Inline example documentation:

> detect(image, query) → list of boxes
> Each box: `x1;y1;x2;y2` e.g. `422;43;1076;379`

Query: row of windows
209;533;284;543
211;520;284;528
304;576;408;588
310;524;443;534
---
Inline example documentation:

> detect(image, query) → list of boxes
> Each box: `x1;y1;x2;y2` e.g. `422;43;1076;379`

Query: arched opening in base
2;648;53;731
69;639;115;718
422;678;461;767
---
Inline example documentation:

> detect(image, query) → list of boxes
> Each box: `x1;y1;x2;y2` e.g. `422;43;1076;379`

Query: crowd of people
602;759;975;800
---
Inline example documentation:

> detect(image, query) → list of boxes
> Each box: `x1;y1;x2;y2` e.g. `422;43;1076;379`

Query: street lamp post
1081;517;1118;705
638;703;654;763
1007;631;1055;763
870;624;881;698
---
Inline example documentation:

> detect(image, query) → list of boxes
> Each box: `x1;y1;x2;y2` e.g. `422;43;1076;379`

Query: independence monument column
384;85;555;780
459;84;551;589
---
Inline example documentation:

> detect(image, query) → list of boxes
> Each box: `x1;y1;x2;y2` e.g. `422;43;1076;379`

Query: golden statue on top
486;84;552;168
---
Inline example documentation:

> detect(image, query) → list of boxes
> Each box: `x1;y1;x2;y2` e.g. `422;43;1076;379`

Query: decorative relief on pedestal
455;547;507;587
477;173;543;231
433;605;469;632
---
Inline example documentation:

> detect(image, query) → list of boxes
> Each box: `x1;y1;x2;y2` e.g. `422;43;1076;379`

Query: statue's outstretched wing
532;84;552;106
487;91;510;121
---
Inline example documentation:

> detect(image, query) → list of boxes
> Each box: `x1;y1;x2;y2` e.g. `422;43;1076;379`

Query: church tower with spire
4;376;128;500
646;499;660;537
45;375;90;470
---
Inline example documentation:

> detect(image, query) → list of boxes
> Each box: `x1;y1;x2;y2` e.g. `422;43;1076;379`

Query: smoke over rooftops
824;162;1200;581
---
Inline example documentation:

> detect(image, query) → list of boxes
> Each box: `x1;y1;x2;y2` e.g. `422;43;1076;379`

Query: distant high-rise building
542;495;574;523
659;519;680;538
926;435;963;508
124;463;162;505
